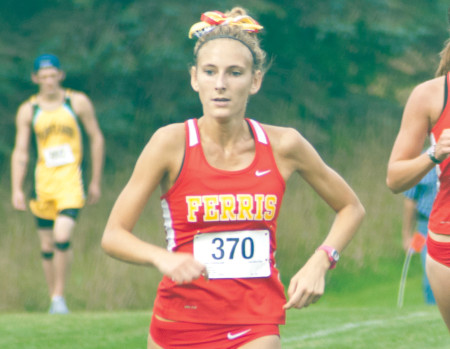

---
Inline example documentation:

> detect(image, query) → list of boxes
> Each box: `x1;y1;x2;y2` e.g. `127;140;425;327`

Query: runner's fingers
294;291;311;309
285;285;323;309
201;269;209;281
298;291;322;308
286;278;300;299
171;261;207;284
284;287;307;309
312;293;322;303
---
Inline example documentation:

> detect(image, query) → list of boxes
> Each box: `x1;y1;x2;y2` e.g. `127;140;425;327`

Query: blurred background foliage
0;0;448;172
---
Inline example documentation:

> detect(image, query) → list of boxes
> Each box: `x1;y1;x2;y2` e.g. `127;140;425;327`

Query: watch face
331;250;340;262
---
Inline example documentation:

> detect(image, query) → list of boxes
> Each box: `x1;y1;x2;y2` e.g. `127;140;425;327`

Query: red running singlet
429;72;450;235
153;118;287;325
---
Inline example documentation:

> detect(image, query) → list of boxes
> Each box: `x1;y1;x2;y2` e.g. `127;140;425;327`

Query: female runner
102;7;365;348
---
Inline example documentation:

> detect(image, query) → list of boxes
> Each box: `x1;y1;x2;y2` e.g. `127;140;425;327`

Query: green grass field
1;274;448;349
0;306;447;348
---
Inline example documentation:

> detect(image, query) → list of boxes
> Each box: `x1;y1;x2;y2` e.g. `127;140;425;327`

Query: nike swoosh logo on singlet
227;329;251;340
255;170;271;177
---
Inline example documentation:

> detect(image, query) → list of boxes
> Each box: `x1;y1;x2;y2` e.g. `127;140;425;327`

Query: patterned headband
188;11;263;39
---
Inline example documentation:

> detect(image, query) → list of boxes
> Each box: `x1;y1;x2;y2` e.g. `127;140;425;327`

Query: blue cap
33;54;61;72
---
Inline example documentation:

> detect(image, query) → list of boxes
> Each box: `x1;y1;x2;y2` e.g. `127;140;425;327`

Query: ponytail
436;39;450;77
436;8;450;77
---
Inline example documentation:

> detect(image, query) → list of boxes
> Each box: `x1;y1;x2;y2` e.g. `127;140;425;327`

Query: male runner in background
11;54;104;314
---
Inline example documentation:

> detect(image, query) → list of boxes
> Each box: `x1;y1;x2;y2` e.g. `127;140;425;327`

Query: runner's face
191;39;262;120
32;67;64;95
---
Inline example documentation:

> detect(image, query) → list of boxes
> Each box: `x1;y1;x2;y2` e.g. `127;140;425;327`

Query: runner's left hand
283;252;328;309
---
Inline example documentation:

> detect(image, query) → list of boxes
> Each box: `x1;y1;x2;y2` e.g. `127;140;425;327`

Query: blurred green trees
0;0;448;171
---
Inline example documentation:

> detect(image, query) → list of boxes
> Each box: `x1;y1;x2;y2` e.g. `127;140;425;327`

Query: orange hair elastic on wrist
188;11;263;39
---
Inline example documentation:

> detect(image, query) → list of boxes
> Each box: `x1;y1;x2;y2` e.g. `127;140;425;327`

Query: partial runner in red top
387;18;450;331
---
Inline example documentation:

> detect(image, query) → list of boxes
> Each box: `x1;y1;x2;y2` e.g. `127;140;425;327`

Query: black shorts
35;208;80;228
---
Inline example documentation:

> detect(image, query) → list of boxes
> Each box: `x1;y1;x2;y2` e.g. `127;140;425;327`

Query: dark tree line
0;0;448;172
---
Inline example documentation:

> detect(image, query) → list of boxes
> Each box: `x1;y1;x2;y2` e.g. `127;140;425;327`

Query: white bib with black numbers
43;144;75;167
193;230;271;279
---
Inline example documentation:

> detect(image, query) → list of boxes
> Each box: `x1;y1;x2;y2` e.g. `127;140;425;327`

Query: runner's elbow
101;230;116;255
386;177;403;194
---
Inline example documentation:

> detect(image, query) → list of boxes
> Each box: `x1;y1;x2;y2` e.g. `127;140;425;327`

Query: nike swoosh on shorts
227;329;251;340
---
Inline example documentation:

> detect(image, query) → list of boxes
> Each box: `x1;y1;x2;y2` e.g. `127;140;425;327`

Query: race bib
193;230;271;279
43;144;75;167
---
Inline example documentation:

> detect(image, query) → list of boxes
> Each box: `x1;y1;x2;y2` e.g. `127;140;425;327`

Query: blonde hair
192;7;267;72
436;38;450;77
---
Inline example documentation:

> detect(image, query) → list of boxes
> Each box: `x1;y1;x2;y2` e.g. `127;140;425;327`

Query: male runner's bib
154;118;287;325
30;90;85;219
429;73;450;235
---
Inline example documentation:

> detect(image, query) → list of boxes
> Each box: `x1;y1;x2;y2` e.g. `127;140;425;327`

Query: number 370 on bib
193;230;271;279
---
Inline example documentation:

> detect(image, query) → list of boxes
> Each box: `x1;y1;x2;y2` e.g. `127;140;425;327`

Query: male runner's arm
11;103;32;211
73;92;104;205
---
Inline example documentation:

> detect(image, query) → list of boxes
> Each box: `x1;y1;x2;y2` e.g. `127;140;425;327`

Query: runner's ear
190;66;199;92
58;70;66;82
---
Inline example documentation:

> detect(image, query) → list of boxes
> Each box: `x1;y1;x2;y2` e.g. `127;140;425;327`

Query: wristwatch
316;245;340;269
427;145;442;164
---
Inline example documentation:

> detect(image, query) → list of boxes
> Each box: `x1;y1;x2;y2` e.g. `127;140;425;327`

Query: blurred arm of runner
387;79;446;193
267;126;365;310
402;197;416;251
73;91;104;205
11;102;33;211
101;124;207;284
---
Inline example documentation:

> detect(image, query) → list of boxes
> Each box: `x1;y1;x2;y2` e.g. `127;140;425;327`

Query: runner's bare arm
11;103;33;210
73;92;104;204
268;126;365;309
387;78;445;193
102;124;207;283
